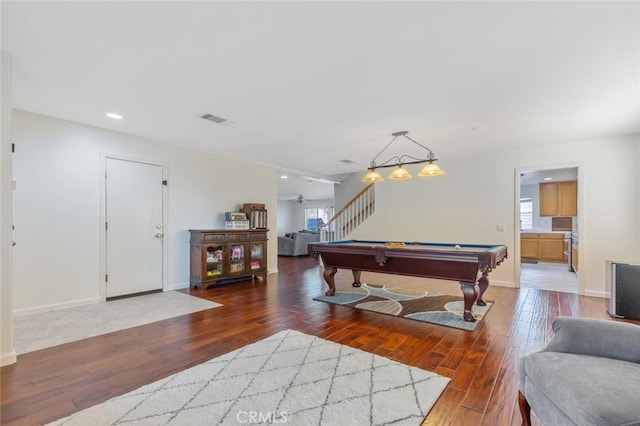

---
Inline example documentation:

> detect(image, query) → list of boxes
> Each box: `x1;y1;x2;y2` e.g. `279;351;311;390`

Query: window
520;198;533;231
304;207;334;231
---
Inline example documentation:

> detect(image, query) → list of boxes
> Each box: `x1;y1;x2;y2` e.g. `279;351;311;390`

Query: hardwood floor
2;256;636;425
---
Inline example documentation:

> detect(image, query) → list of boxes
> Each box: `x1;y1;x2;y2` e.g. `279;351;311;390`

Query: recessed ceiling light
106;113;123;120
543;177;553;181
280;175;288;179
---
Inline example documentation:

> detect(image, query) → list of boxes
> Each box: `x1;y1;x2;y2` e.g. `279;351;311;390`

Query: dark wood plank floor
2;256;635;425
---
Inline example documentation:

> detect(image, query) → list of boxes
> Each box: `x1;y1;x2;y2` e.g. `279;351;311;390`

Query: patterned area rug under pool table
313;283;492;331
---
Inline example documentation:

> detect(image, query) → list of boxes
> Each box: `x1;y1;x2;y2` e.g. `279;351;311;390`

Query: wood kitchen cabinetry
540;181;577;217
538;234;566;261
521;233;567;262
521;234;539;259
189;229;268;289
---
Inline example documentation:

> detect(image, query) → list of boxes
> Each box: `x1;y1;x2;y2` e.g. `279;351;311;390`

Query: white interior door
105;158;164;298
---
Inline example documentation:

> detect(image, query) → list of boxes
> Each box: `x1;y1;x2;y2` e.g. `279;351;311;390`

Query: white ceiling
520;167;578;186
277;172;343;202
2;2;639;200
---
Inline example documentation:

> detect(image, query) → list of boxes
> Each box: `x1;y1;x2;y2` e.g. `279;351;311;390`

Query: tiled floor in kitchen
521;261;578;293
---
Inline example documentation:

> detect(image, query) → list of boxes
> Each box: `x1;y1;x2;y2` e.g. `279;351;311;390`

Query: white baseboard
0;350;17;367
584;290;608;298
14;297;101;317
491;280;516;288
166;282;189;291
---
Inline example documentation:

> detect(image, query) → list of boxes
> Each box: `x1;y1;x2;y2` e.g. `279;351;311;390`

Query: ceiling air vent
340;159;356;164
200;113;228;124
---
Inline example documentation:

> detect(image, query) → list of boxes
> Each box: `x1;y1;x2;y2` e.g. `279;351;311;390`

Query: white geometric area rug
48;329;450;426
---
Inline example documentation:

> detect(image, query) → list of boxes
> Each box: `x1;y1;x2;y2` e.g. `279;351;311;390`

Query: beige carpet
14;291;222;354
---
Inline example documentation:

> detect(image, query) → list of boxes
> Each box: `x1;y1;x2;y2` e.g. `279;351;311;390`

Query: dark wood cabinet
189;229;268;289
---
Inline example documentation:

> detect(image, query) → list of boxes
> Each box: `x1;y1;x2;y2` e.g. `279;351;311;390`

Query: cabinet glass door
250;242;264;271
229;244;246;274
205;245;224;278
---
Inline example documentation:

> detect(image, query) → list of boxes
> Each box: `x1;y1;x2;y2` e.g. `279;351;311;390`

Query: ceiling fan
296;195;309;205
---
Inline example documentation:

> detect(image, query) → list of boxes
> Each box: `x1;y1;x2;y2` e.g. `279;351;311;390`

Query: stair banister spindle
322;183;375;242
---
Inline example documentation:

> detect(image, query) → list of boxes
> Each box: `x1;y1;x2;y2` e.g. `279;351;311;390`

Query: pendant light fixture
362;131;445;182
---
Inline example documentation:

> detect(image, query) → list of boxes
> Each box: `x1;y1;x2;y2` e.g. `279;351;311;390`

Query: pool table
308;240;508;322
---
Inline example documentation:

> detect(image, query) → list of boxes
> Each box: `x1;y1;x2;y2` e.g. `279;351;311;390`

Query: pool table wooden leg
351;270;362;287
460;282;478;322
476;272;489;306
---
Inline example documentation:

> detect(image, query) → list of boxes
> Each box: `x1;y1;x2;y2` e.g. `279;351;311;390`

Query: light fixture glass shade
362;169;384;183
418;161;445;177
388;165;412;180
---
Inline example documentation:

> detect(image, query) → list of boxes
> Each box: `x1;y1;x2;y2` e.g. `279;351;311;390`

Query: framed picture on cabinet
251;243;263;258
227;212;247;221
229;263;244;273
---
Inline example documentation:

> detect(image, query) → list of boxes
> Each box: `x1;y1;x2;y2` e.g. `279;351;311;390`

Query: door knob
155;233;164;238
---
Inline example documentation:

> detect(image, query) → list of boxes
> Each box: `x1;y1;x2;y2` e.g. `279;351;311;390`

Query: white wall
1;50;17;366
337;135;640;297
520;184;547;231
276;200;292;236
277;198;334;235
334;177;364;213
12;110;278;314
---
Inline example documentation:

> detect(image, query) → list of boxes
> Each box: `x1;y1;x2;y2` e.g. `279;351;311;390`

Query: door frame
514;161;584;295
99;154;169;302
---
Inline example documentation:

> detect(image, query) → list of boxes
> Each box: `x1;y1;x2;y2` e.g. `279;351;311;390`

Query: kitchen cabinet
521;233;567;262
521;234;539;259
572;246;578;272
540;181;577;217
538;234;566;261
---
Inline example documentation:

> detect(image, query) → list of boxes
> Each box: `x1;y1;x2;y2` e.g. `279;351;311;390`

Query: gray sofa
518;317;640;426
277;231;320;256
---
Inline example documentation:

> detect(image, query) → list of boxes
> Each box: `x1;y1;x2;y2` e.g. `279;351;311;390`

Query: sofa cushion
522;352;640;426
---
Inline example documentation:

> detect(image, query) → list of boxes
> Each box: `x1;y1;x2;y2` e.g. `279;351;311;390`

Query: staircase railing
320;183;375;242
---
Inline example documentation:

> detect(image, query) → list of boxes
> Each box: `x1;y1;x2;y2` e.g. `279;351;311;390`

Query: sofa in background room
278;230;320;256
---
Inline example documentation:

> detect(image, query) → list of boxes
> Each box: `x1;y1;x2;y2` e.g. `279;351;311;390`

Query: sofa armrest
293;236;312;256
278;236;295;255
543;317;640;364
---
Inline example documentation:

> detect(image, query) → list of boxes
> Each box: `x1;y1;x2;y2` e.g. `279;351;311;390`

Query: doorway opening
516;165;580;294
